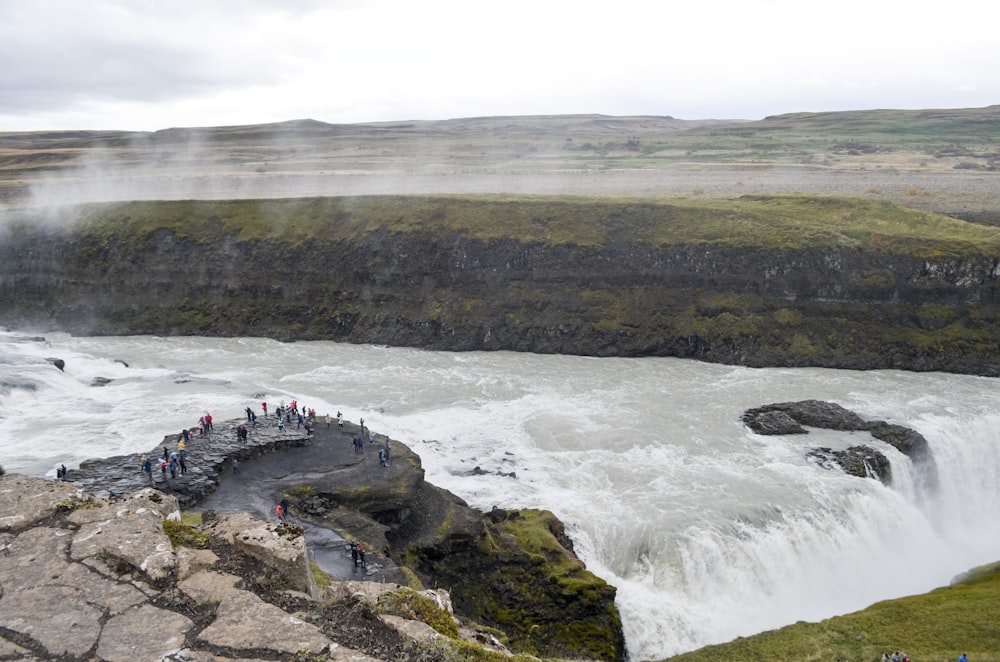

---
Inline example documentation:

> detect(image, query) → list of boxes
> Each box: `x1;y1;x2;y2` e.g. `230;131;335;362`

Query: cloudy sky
1;0;996;132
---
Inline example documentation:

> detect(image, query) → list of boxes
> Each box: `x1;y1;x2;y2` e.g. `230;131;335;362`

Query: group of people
275;497;290;522
352;432;391;468
256;399;323;436
882;652;970;662
349;541;367;569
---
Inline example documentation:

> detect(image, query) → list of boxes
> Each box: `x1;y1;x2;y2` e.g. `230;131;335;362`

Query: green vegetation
668;107;1000;157
180;512;203;527
41;192;1000;258
404;507;626;661
412;637;544;662
162;518;211;549
377;588;461;638
660;564;1000;662
309;561;331;590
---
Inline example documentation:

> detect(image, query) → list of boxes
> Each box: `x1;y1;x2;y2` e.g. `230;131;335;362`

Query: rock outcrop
0;473;548;661
0;474;330;660
69;419;314;507
292;469;626;661
742;400;937;487
63;416;626;661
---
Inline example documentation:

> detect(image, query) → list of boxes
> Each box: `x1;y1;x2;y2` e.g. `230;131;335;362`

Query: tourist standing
231;457;240;474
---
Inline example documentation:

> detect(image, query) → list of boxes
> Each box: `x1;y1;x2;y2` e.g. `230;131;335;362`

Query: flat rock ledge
68;418;316;507
0;473;497;662
742;399;938;487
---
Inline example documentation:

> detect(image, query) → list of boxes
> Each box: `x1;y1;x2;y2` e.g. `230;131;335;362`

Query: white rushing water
2;329;999;660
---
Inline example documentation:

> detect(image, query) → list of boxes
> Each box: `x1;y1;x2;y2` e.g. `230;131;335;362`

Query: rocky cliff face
3;197;1000;375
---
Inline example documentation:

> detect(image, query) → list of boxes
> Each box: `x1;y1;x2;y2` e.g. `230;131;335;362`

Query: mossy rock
405;508;626;662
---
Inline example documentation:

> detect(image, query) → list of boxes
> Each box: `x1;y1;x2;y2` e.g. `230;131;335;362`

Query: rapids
2;329;998;660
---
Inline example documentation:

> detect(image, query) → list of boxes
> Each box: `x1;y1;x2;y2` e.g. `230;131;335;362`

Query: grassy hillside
660;564;1000;662
36;193;1000;258
673;106;1000;159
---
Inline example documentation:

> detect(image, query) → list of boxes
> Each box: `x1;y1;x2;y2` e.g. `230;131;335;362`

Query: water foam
2;330;999;660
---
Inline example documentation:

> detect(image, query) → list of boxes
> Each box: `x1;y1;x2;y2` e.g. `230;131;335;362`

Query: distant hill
2;107;998;221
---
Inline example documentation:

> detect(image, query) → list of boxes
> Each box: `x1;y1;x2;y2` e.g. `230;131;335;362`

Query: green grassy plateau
34;192;1000;258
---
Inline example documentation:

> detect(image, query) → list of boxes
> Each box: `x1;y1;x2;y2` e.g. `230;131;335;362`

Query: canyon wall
2;196;1000;375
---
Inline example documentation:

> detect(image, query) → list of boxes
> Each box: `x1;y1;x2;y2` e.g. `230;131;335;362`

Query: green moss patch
376;588;460;638
162;518;211;549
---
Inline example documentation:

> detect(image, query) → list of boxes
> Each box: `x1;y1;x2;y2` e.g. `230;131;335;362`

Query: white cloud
0;0;997;131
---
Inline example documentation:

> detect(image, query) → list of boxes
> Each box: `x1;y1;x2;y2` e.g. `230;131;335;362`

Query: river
2;329;998;660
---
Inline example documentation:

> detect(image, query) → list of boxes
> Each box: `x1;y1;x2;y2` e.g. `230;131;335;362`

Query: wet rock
45;356;65;371
741;409;806;435
743;400;868;431
69;421;314;508
868;421;931;462
807;445;893;482
743;400;935;487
